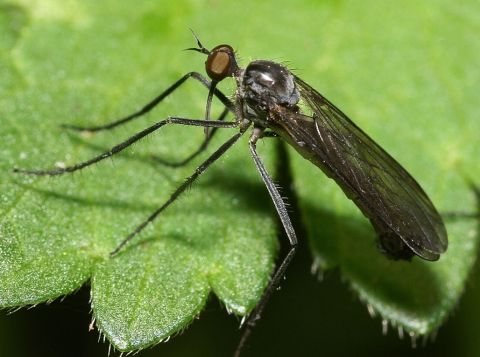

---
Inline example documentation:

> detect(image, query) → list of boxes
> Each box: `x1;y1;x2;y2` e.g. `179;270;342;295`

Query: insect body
14;36;447;355
235;56;447;261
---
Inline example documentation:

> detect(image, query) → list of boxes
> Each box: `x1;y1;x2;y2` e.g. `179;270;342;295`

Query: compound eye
205;45;236;81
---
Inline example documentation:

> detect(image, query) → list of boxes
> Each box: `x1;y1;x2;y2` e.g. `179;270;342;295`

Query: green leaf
1;0;479;353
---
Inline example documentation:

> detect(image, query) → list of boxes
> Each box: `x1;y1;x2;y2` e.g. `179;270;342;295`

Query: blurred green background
1;0;479;356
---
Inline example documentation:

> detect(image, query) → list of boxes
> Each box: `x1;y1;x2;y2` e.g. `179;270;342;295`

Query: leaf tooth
381;319;389;335
409;330;418;348
366;303;376;318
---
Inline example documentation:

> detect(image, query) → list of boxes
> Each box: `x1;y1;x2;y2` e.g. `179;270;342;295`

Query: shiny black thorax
236;60;300;126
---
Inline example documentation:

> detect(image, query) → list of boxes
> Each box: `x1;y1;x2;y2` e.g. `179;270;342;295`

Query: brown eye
205;44;237;81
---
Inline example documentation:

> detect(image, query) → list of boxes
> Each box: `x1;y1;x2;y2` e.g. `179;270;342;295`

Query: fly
13;33;448;356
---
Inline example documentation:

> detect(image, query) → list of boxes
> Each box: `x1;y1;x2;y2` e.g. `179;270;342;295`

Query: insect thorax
237;60;300;125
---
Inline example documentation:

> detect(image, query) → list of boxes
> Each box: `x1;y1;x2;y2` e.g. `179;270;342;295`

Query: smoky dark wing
292;76;447;260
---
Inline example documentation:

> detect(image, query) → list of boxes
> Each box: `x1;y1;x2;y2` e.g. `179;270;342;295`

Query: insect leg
202;77;222;138
235;129;298;357
151;106;230;167
205;79;218;122
110;131;244;255
13;118;238;176
62;72;235;132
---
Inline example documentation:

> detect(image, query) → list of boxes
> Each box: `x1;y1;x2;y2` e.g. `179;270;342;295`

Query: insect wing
292;76;447;260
